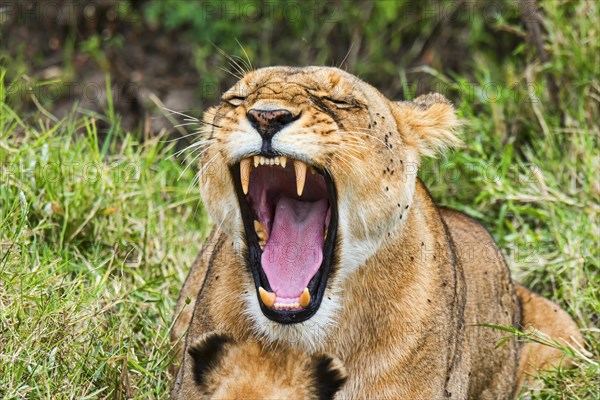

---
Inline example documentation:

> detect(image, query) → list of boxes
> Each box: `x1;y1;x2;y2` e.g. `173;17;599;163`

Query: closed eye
223;96;246;106
323;97;356;109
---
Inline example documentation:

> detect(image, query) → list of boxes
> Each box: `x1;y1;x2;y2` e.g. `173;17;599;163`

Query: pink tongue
261;197;328;298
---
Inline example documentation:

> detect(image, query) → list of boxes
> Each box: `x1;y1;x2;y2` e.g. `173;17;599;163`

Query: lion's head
197;66;460;343
188;332;347;399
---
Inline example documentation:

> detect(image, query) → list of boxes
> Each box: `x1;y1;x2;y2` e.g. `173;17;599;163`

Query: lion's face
197;66;459;340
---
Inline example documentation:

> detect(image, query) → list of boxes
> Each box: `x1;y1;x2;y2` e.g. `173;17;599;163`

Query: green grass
0;73;209;398
1;0;599;398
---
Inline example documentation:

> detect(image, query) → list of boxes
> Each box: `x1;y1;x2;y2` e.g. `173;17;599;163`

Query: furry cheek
199;153;243;239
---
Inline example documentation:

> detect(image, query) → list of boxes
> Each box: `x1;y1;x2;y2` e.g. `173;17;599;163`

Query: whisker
173;122;202;129
178;151;203;182
337;153;368;180
179;144;213;166
225;56;246;78
180;146;219;184
319;146;361;178
338;43;354;69
160;130;203;144
229;57;249;76
334;128;402;163
213;208;232;239
235;39;253;72
162;107;199;122
324;143;370;181
171;139;216;159
334;141;368;151
219;65;243;81
175;135;215;151
211;42;250;79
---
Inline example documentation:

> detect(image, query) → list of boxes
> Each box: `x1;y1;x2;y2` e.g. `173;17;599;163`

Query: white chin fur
242;286;341;351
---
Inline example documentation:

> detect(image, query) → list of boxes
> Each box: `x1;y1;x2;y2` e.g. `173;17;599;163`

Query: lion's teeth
280;156;287;168
253;155;260;167
274;302;300;309
294;160;307;196
310;166;316;175
254;220;267;241
258;287;276;308
299;288;311;308
274;157;280;165
240;158;251;195
260;156;266;165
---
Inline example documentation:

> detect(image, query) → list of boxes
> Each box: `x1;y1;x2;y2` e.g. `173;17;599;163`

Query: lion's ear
188;332;232;387
394;93;463;157
311;354;348;400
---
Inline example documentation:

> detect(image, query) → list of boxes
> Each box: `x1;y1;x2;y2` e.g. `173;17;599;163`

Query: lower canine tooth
299;288;311;308
259;287;276;308
240;158;251;195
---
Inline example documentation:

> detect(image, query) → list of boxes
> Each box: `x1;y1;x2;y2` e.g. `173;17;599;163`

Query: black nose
246;108;297;141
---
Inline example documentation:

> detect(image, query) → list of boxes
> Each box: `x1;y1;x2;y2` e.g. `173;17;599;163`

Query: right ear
393;93;462;157
188;332;232;387
311;354;348;400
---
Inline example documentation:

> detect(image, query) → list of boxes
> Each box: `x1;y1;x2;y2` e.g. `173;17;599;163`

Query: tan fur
514;285;584;391
170;67;582;399
180;333;347;399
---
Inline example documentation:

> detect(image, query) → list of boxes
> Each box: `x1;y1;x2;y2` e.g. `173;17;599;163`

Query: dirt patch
1;0;200;138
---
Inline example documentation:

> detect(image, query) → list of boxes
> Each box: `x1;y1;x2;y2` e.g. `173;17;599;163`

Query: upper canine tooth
253;155;260;167
299;288;310;308
240;158;251;195
294;160;307;197
280;156;287;168
259;287;276;308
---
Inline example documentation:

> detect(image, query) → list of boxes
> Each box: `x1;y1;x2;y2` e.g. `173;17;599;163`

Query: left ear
311;354;348;400
188;332;232;387
393;93;463;157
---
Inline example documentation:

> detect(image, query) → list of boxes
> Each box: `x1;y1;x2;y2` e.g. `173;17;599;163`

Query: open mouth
230;155;338;324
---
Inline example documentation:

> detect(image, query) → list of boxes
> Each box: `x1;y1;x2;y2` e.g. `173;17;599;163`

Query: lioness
185;332;347;399
171;67;582;399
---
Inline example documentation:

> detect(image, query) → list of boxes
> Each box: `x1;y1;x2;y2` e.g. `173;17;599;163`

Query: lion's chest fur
180;182;519;399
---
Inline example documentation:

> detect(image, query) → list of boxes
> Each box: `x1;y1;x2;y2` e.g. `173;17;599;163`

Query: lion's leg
515;284;583;391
